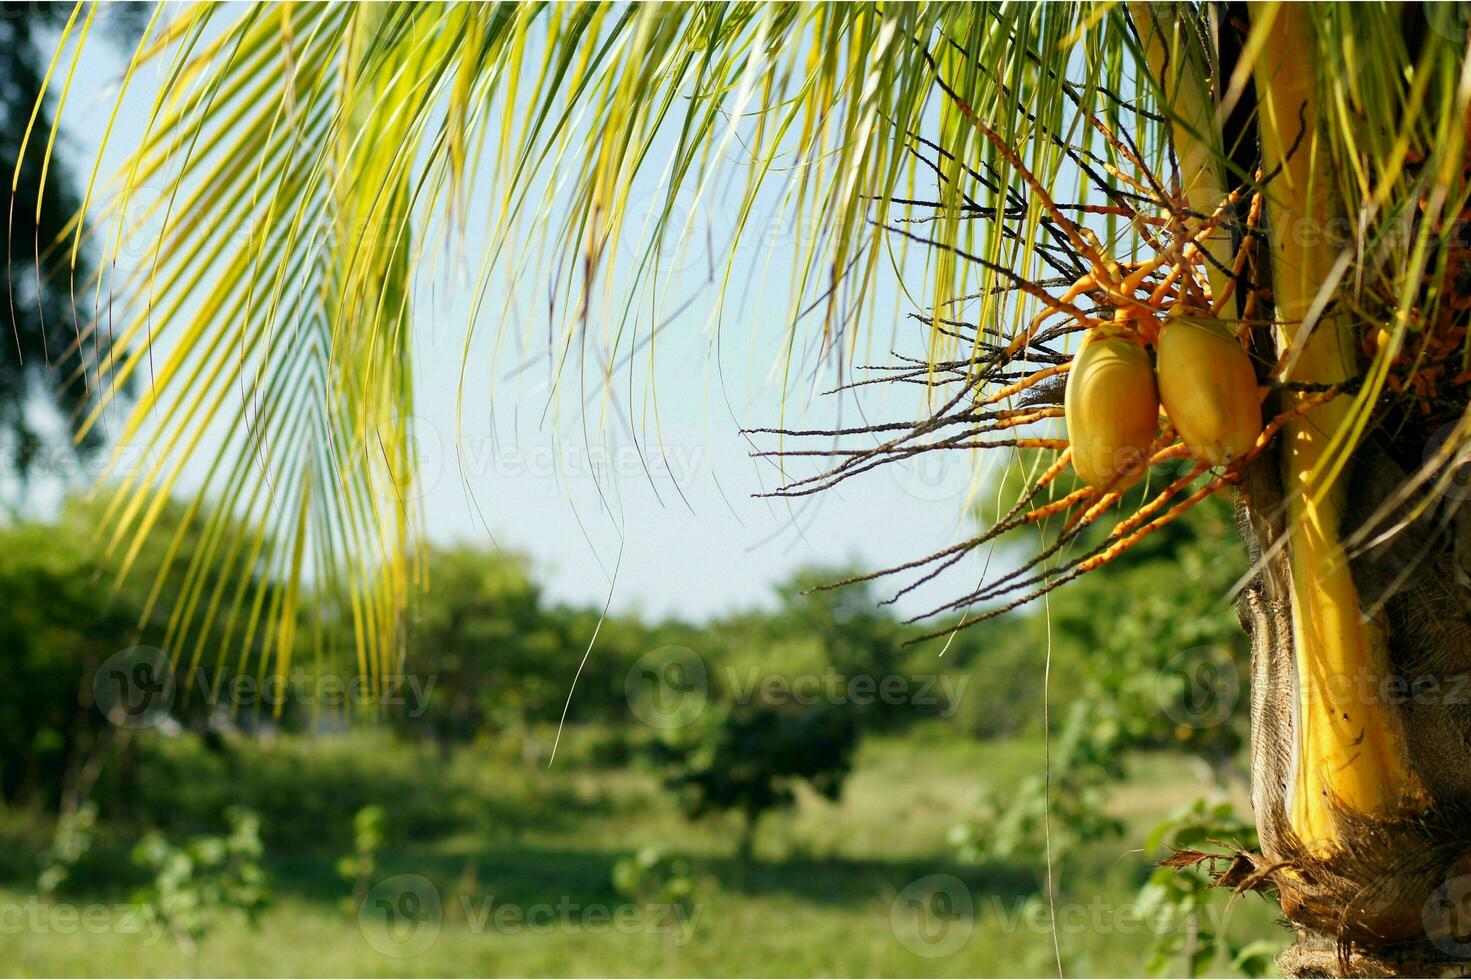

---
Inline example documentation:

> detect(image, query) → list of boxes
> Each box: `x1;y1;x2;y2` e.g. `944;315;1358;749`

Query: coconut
1155;313;1262;466
1064;328;1159;490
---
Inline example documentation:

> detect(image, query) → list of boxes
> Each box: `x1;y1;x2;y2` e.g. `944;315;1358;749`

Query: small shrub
336;804;387;912
132;806;271;955
37;801;98;896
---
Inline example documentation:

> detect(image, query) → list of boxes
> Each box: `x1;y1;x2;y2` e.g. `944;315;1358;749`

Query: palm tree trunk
1236;434;1471;977
1247;8;1471;974
1136;6;1471;973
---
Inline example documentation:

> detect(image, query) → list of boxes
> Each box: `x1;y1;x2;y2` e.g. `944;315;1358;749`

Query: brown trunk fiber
1237;438;1471;975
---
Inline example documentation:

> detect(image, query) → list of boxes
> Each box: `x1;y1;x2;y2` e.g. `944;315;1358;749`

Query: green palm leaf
24;1;1469;685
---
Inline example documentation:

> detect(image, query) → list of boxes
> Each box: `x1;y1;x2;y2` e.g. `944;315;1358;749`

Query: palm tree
23;3;1471;973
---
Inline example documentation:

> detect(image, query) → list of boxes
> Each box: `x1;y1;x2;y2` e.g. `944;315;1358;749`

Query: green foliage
37;802;98;897
653;568;982;859
0;492;304;810
0;730;1290;977
945;498;1273;976
335;804;387;913
951;497;1249;869
941;618;1067;740
1136;800;1271;979
948;703;1126;871
0;517;133;806
0;488;1271;972
102;729;604;852
775;570;908;684
132;807;271;954
401;545;656;747
657;701;860;861
1;494;973;832
1048;492;1249;768
611;844;702;914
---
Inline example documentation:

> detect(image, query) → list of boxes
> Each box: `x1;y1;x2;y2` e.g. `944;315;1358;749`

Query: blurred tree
715;567;959;729
1047;488;1249;785
0;516;133;807
775;568;927;729
399;546;550;748
401;545;655;755
0;490;292;811
0;2;140;488
658;699;859;865
776;568;905;678
655;568;926;863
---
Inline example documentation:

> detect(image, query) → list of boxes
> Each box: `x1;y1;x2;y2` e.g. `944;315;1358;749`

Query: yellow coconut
1064;328;1159;490
1155;314;1262;466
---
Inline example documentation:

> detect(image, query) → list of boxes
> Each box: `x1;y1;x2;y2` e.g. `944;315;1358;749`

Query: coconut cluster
1064;310;1263;490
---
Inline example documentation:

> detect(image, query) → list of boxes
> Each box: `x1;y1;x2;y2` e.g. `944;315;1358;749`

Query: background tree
400;546;561;750
658;699;860;866
653;568;959;864
0;489;297;817
1;2;139;488
400;544;663;758
0;516;133;807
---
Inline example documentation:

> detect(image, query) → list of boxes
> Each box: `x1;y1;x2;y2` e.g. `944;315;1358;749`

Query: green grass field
1;730;1283;977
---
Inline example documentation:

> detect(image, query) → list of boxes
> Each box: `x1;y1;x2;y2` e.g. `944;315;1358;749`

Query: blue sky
51;10;1027;623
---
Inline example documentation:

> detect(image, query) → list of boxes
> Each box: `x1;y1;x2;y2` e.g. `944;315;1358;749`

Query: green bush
133;807;271;954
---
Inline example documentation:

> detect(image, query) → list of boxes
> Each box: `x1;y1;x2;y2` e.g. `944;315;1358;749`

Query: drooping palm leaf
24;1;1470;687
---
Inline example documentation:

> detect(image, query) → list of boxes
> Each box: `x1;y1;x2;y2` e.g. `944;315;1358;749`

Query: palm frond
25;1;1470;677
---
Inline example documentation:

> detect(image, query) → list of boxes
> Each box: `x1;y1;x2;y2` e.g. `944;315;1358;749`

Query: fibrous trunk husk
1235;433;1471;974
1226;4;1471;972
